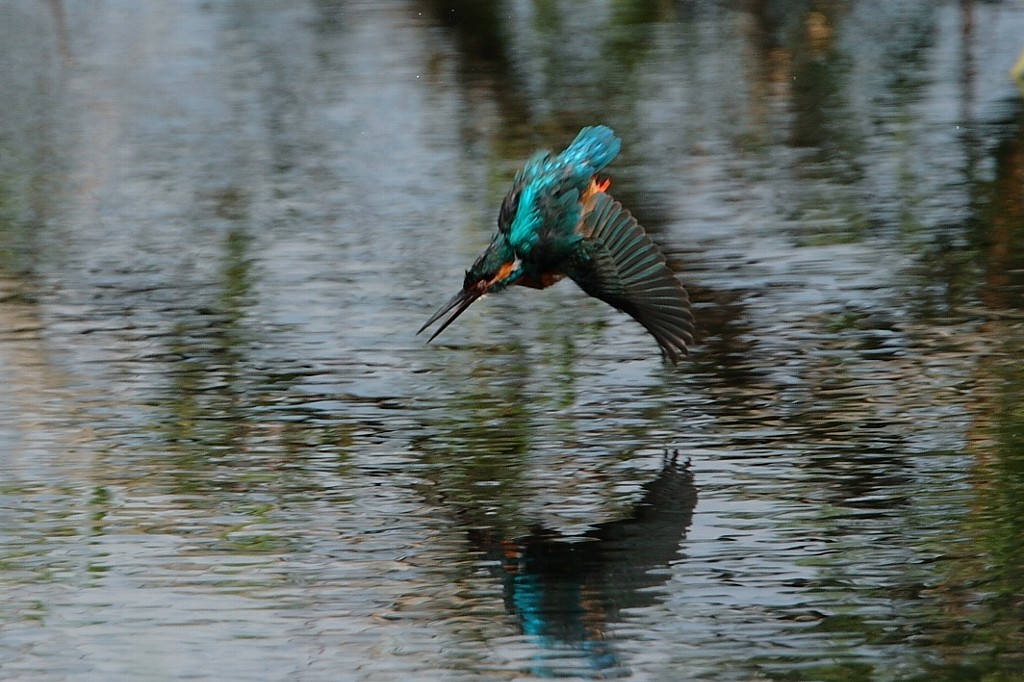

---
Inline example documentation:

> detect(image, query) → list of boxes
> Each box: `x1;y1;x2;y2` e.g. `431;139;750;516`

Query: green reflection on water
910;109;1024;680
925;352;1024;680
161;225;253;454
413;351;533;532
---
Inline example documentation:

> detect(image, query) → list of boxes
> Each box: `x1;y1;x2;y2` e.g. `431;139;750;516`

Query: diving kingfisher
418;125;694;363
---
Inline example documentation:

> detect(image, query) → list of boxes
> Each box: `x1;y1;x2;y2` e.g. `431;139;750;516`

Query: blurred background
1;1;1023;679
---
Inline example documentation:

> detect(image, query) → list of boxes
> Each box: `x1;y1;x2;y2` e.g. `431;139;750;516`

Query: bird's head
417;235;522;342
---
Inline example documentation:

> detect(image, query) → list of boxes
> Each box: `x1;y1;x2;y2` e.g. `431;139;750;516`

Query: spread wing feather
565;193;694;363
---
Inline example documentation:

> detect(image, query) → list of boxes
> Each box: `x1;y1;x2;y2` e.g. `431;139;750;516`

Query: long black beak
417;286;483;342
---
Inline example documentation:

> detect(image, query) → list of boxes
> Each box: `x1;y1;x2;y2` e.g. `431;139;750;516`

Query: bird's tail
560;125;621;175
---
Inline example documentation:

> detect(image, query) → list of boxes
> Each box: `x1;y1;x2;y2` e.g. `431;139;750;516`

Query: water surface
2;1;1024;680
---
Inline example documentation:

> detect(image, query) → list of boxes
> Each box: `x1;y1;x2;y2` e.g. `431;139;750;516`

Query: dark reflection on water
2;0;1024;680
459;454;695;678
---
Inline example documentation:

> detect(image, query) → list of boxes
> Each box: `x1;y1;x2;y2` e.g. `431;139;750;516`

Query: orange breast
516;271;564;290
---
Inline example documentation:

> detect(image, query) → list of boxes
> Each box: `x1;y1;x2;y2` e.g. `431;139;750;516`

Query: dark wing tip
568;194;694;362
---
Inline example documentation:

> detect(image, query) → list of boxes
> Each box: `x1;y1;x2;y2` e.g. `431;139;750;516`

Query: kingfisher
418;125;694;363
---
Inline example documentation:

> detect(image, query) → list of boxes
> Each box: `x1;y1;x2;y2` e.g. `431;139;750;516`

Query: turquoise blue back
560;125;621;176
506;126;621;258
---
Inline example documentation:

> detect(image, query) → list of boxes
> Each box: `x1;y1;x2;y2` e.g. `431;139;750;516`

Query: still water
2;1;1024;680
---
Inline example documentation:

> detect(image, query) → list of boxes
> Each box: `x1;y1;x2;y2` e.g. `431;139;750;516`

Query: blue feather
559;125;621;175
505;126;621;255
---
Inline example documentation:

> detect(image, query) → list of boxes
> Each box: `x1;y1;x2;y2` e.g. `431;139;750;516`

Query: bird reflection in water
467;453;696;678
